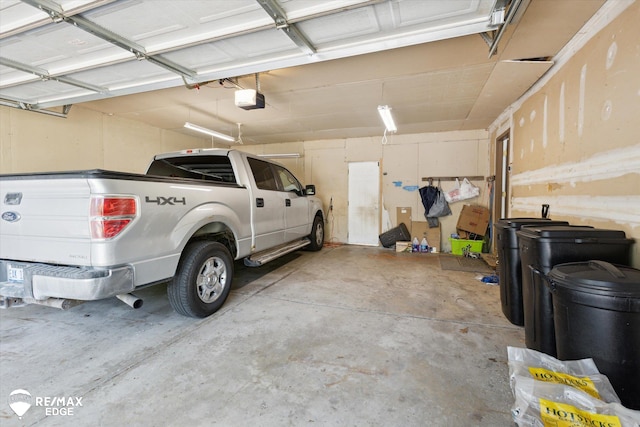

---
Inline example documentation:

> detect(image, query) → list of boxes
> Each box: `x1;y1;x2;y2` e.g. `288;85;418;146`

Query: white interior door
348;161;380;245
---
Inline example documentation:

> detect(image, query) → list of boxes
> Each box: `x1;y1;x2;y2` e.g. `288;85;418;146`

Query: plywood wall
0;106;204;174
1;104;491;252
4;2;636;261
240;131;490;251
490;1;640;266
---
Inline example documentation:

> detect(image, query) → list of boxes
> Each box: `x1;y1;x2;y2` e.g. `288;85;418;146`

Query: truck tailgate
0;178;92;266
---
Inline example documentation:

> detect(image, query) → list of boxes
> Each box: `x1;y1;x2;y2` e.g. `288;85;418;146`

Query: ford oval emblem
1;211;21;222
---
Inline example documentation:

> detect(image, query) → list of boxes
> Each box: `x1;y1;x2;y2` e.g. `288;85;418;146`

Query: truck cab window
275;166;303;195
147;156;237;184
247;157;278;191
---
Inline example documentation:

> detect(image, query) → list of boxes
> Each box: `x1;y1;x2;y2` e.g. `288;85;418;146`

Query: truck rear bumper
0;260;134;302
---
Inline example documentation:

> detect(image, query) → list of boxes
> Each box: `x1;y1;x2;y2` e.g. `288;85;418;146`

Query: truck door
273;165;309;242
246;158;285;250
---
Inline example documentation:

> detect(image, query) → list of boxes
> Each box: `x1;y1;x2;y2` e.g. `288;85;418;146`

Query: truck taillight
94;198;136;216
90;196;137;239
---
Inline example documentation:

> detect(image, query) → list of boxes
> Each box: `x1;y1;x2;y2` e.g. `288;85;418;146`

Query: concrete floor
1;245;524;426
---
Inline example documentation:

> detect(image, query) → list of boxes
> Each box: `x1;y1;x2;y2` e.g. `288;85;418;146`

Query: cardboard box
457;230;472;240
456;205;490;236
395;241;412;253
394;207;441;250
396;207;412;230
411;221;441;251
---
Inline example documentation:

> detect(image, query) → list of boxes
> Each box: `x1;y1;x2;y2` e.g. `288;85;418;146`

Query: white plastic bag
511;377;640;427
444;178;480;203
507;347;620;403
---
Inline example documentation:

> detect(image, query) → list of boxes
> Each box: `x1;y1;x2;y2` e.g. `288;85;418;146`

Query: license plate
7;265;24;282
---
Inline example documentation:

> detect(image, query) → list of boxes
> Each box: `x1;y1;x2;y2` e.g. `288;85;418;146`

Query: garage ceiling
0;0;606;144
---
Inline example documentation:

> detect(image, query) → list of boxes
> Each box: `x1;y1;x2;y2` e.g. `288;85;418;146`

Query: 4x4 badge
145;196;186;205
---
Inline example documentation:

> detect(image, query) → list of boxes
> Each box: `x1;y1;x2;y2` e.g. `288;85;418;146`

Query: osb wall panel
293;131;490;250
238;141;306;179
305;144;350;245
236;131;490;249
0;107;104;173
510;2;640;265
0;106;14;173
0;105;205;174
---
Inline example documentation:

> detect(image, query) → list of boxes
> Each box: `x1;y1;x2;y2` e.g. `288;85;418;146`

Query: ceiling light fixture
183;122;235;142
377;105;397;133
258;153;301;159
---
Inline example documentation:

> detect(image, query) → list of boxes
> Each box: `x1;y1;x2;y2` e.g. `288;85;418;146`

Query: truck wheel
306;215;324;251
168;241;233;318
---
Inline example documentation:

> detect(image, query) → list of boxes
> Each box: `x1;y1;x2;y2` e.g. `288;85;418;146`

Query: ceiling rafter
20;0;198;79
0;57;108;93
0;96;72;117
480;0;531;57
0;0;116;39
2;0;379;106
4;0;365;96
0;0;590;141
257;0;316;55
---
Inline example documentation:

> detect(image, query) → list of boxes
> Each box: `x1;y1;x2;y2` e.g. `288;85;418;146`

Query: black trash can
379;223;411;248
516;226;633;357
494;218;568;326
548;261;640;410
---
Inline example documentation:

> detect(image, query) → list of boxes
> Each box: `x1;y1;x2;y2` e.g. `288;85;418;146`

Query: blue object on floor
482;275;499;284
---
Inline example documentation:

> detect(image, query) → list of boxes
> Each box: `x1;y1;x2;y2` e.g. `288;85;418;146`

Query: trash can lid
494;218;568;229
549;261;640;297
516;225;629;240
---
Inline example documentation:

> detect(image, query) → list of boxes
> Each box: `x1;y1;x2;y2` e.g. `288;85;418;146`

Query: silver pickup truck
0;149;324;317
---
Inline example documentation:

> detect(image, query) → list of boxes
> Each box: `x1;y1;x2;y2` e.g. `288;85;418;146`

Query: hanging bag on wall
419;182;440;227
427;181;452;218
445;178;480;203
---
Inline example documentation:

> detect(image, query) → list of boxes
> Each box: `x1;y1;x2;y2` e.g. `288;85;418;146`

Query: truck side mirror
305;185;316;196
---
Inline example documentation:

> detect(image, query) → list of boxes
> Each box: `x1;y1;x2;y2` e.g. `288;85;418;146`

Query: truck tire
168;241;233;318
306;214;324;251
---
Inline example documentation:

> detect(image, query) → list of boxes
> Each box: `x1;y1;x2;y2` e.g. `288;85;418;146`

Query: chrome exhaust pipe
116;293;143;309
26;298;80;310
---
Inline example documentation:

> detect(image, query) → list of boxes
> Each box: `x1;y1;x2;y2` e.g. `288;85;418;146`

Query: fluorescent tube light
258;153;301;159
184;122;235;142
377;105;397;133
